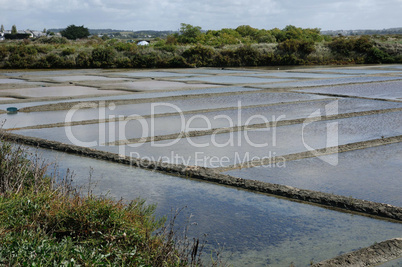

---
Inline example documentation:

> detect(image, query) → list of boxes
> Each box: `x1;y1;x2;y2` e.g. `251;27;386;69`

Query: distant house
137;40;149;46
0;32;4;41
30;31;47;38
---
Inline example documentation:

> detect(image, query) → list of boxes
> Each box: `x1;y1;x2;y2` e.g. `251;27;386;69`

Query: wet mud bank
312;238;402;266
4;132;402;222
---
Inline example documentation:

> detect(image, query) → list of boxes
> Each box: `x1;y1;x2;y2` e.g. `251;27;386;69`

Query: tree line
0;24;401;68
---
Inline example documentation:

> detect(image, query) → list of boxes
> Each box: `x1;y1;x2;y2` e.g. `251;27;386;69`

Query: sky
1;0;401;32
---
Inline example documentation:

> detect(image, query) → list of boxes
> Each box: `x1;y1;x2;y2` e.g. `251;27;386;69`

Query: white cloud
1;0;401;31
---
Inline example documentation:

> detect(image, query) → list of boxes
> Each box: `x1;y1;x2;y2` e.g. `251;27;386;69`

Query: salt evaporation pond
1;69;101;77
256;76;402;89
0;86;127;98
31;147;402;267
173;68;262;75
15;110;402;168
0;78;28;84
1;91;329;129
10;97;400;144
301;68;402;75
40;75;128;82
108;80;220;91
82;111;402;167
244;71;354;79
174;75;292;84
0;97;18;101
113;71;205;78
0;86;259;111
225;142;402;207
296;80;402;100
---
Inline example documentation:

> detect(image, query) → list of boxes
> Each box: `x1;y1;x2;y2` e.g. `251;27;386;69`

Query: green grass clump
0;133;204;266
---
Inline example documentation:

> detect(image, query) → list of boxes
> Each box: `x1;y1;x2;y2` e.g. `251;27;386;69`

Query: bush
0;134;206;266
278;39;315;56
366;47;394;63
235;45;261;66
91;46;117;67
328;37;355;56
76;51;92;68
35;36;68;44
62;47;76;56
182;44;216;67
0;45;8;60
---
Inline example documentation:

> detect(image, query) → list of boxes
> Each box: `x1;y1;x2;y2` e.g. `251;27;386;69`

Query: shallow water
41;75;128;82
31;147;402;267
296;80;402;100
3;66;402;266
304;68;402;75
0;78;27;84
225;142;402;207
245;71;354;78
173;68;262;75
0;86;259;111
0;86;127;98
4;91;331;130
0;97;17;101
174;75;293;84
16;111;402;169
1;69;101;77
113;71;205;78
91;111;401;167
108;80;220;91
10;97;400;142
257;76;402;88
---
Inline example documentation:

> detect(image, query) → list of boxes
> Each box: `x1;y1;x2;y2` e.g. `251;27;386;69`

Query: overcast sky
1;0;401;32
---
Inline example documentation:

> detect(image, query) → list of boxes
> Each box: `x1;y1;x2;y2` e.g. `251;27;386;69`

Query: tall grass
0;132;210;266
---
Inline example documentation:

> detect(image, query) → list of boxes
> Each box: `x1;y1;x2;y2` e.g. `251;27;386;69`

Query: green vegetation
0;134;206;266
11;25;17;35
0;24;401;68
61;25;90;40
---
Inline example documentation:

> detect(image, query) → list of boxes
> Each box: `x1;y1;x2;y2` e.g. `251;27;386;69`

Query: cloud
0;0;401;31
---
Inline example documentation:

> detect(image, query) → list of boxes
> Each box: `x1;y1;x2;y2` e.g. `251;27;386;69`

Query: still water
32;147;402;267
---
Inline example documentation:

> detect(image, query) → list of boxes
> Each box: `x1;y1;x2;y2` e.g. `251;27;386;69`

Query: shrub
0;45;8;60
0;134;206;266
182;44;216;67
62;47;76;56
366;47;394;63
327;37;355;56
45;53;64;68
91;46;117;67
278;39;315;56
167;55;190;68
76;51;92;68
235;45;261;66
35;36;68;44
354;36;373;53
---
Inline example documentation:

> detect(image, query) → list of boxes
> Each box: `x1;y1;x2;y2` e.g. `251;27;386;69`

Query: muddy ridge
312;238;402;266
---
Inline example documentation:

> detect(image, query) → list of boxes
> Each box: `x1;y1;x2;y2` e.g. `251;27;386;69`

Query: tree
177;23;202;44
11;25;17;34
60;24;90;40
1;25;4;32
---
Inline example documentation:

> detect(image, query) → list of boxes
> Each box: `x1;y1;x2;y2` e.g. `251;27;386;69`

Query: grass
0;132;209;266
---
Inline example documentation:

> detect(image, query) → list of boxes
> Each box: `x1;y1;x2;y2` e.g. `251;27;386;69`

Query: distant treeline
322;27;402;36
1;24;401;69
49;28;174;39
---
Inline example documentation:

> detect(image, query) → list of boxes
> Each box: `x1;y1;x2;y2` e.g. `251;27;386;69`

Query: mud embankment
3;132;402;222
313;238;402;266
